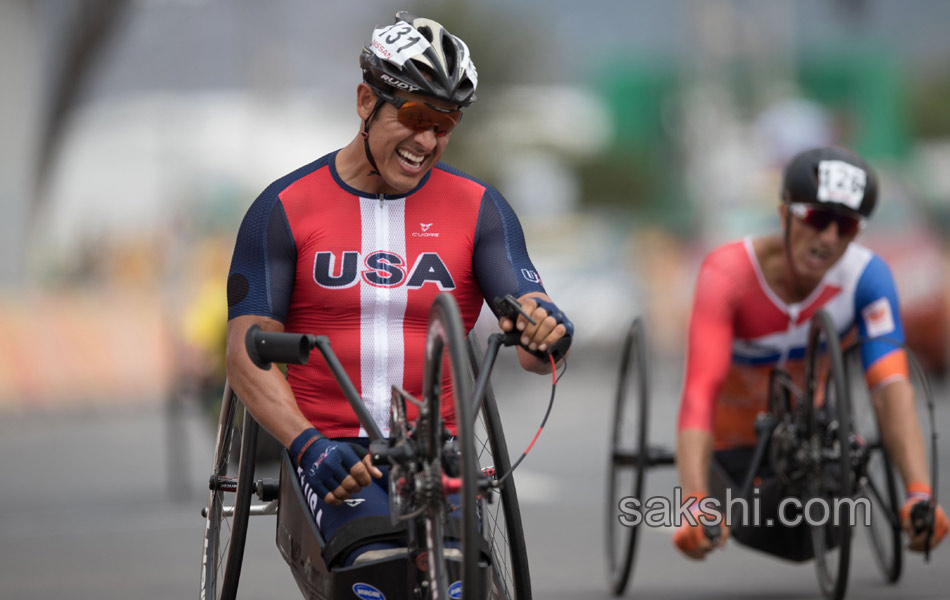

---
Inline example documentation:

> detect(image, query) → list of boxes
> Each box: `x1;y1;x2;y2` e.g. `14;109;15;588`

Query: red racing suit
227;150;550;438
678;237;909;449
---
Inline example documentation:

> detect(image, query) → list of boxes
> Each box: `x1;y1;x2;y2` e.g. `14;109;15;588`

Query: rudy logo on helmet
380;73;420;93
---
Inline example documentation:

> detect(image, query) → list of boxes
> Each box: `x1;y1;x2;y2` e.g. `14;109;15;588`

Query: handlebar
243;325;384;440
245;325;313;369
243;295;571;441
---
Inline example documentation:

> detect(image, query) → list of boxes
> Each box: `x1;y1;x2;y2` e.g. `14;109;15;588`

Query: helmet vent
442;32;458;76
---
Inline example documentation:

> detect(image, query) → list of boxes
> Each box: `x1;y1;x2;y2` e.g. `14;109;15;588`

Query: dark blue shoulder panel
227;154;332;322
435;163;547;315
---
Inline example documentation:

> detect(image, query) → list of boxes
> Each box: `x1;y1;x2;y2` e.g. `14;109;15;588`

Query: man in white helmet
225;12;572;566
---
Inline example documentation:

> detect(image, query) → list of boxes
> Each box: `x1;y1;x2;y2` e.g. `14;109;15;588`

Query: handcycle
604;309;939;600
200;292;568;599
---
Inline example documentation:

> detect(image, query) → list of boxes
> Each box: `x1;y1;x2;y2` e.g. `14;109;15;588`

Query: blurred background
2;1;949;598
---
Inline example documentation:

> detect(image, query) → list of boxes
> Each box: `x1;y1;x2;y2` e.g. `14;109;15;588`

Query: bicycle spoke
467;332;531;599
200;385;256;600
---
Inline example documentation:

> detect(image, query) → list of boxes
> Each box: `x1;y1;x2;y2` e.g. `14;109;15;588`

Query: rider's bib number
370;22;431;67
817;160;867;210
369;21;478;89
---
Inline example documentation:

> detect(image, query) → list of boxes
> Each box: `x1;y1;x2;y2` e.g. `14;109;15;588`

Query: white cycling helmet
360;11;478;107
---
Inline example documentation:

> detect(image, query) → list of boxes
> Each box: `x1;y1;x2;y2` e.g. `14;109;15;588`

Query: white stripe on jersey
734;237;873;366
359;198;408;438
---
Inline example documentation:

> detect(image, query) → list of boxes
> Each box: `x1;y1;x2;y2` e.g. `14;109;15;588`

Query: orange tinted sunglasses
375;89;462;137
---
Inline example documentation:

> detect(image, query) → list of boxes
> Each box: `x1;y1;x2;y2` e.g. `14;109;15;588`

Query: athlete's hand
498;293;573;356
291;428;383;507
899;483;948;552
673;495;729;560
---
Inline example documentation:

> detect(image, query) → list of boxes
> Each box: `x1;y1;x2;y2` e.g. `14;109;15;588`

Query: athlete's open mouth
396;148;424;170
803;246;833;270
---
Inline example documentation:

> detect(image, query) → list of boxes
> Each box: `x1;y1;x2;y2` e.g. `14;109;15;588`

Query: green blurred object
797;41;911;160
588;57;692;232
597;58;679;152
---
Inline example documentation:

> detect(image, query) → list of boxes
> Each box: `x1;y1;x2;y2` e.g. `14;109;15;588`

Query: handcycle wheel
862;445;902;582
467;334;532;600
420;293;482;599
844;346;902;583
200;381;259;600
803;309;854;600
605;318;649;596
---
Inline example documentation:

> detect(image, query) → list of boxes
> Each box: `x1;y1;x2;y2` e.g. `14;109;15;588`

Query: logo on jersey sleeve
313;251;455;290
861;297;895;338
521;268;541;284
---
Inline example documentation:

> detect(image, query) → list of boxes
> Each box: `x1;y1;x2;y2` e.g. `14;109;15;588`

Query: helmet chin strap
362;98;385;177
782;210;811;299
783;211;794;273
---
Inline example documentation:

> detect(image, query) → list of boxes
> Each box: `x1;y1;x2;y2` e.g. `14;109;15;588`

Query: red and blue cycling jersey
678;237;909;450
227;151;547;437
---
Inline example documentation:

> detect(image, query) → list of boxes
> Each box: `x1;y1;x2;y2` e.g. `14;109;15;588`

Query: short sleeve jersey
678;237;909;450
227;151;547;438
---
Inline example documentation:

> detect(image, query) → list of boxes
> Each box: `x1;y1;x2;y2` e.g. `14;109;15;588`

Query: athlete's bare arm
225;314;313;448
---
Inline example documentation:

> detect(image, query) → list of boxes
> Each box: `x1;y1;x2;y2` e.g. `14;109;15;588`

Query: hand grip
546;335;571;363
703;522;722;545
910;501;935;535
494;294;571;361
245;324;312;369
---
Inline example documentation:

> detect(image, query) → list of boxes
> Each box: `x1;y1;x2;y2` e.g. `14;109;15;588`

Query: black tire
803;309;853;600
862;447;902;582
200;382;259;600
605;318;649;596
467;334;532;600
420;293;481;599
843;346;902;584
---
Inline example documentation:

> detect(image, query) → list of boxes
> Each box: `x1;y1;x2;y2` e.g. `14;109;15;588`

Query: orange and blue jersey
678;237;908;450
227;150;548;438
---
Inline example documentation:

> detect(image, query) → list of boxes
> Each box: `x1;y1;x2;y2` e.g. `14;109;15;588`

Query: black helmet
781;146;878;218
360;11;478;107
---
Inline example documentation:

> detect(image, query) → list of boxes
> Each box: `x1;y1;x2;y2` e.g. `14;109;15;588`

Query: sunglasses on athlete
788;202;866;237
374;89;463;137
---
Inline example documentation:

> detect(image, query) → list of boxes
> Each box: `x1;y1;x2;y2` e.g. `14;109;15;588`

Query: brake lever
495;294;537;326
493;294;571;362
494;294;536;347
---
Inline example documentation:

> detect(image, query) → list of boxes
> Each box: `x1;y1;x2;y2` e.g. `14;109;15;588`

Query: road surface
1;347;947;599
